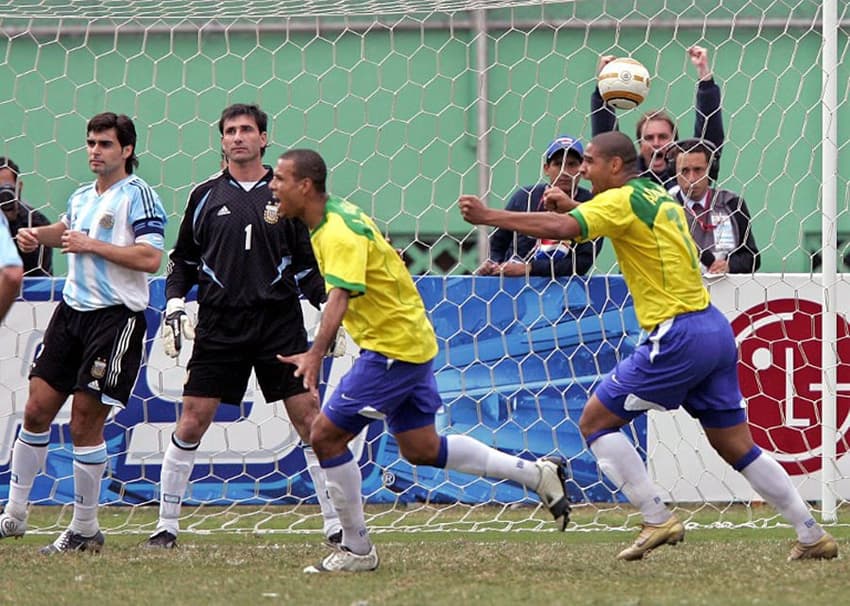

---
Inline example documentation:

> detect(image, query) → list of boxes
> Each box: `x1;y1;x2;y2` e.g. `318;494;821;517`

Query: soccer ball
597;57;651;110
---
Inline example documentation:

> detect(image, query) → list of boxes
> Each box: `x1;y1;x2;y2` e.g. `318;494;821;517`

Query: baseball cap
545;135;584;162
0;184;17;208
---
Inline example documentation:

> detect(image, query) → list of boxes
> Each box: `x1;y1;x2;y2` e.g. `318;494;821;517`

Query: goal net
1;0;848;536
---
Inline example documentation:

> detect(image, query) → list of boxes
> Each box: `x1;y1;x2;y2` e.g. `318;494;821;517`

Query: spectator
590;46;724;188
667;138;760;275
0;157;53;276
482;135;601;277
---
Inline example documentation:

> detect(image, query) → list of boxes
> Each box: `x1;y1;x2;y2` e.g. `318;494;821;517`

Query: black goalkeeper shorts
183;303;309;404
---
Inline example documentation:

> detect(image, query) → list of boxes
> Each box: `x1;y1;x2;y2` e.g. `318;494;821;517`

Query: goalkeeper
272;149;570;574
146;104;341;549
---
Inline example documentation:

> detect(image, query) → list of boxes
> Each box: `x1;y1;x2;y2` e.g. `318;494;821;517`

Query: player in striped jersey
271;149;569;574
1;113;167;553
460;131;837;562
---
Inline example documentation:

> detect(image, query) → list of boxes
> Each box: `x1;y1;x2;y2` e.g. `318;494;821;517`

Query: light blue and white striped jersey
0;213;23;268
62;174;166;312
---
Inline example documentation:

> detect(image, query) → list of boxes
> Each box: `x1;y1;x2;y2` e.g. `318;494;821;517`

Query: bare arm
61;232;163;273
459;194;581;241
17;221;67;251
0;265;24;322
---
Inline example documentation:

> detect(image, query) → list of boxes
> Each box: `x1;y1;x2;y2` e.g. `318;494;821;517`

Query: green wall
1;1;847;275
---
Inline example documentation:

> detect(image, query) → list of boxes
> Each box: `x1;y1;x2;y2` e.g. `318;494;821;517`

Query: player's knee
578;396;618;440
578;414;597;440
290;412;316;443
68;414;104;445
174;412;211;444
22;404;53;433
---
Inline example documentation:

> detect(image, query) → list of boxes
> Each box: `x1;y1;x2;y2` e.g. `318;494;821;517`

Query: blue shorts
322;350;442;435
595;304;746;428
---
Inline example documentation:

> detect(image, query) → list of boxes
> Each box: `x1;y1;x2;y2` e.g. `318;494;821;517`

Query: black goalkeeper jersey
166;167;325;309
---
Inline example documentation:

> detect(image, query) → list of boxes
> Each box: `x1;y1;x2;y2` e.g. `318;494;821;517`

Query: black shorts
184;304;309;404
30;301;147;408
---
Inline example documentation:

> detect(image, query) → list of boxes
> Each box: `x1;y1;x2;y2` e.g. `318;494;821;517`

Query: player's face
639;119;674;173
270;158;306;219
675;151;710;200
221;115;267;166
86;128;131;178
544;152;582;194
578;144;612;194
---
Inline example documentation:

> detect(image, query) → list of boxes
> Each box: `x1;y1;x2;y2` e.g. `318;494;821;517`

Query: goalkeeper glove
311;304;348;358
328;324;348;358
162;297;195;358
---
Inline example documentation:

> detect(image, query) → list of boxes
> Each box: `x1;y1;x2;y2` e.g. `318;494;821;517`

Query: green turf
2;506;846;606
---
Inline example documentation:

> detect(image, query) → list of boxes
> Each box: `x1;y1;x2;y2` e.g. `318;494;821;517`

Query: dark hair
545;148;581;167
635;109;679;142
219;103;268;156
0;157;20;179
591;131;638;173
87;112;139;174
279;149;327;194
666;138;720;180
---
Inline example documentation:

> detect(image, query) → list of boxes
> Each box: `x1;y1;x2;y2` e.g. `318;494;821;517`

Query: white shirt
62;175;166;312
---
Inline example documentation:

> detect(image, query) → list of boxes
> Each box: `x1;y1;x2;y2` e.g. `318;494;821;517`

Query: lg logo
732;299;850;474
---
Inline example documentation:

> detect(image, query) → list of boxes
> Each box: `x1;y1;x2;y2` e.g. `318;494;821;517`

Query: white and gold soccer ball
597;57;651;110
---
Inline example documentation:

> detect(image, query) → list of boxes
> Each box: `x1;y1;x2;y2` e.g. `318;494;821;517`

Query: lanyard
687;189;720;231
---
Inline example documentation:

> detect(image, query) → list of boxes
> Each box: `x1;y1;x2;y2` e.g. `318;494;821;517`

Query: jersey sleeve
288;218;326;309
318;222;368;296
128;181;167;250
570;189;632;241
165;185;204;300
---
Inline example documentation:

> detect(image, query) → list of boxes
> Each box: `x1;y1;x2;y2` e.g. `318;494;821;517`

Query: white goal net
1;0;848;536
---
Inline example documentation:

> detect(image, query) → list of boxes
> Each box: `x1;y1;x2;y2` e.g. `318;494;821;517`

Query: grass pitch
1;506;846;606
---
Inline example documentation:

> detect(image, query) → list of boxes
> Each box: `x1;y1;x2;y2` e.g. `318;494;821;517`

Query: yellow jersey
570;178;709;329
310;195;438;363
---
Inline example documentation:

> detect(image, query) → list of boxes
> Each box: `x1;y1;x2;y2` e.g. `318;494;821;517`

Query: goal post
1;0;848;535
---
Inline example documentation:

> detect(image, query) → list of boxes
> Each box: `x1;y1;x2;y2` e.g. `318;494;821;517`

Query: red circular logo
731;299;850;474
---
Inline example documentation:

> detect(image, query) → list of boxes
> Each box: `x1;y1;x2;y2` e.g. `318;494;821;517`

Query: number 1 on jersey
244;223;252;250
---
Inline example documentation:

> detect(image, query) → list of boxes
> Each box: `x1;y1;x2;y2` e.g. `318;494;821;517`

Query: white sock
590;432;670;524
739;452;824;544
323;455;370;555
6;430;50;521
157;436;199;535
444;434;539;487
303;445;341;537
70;444;107;536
